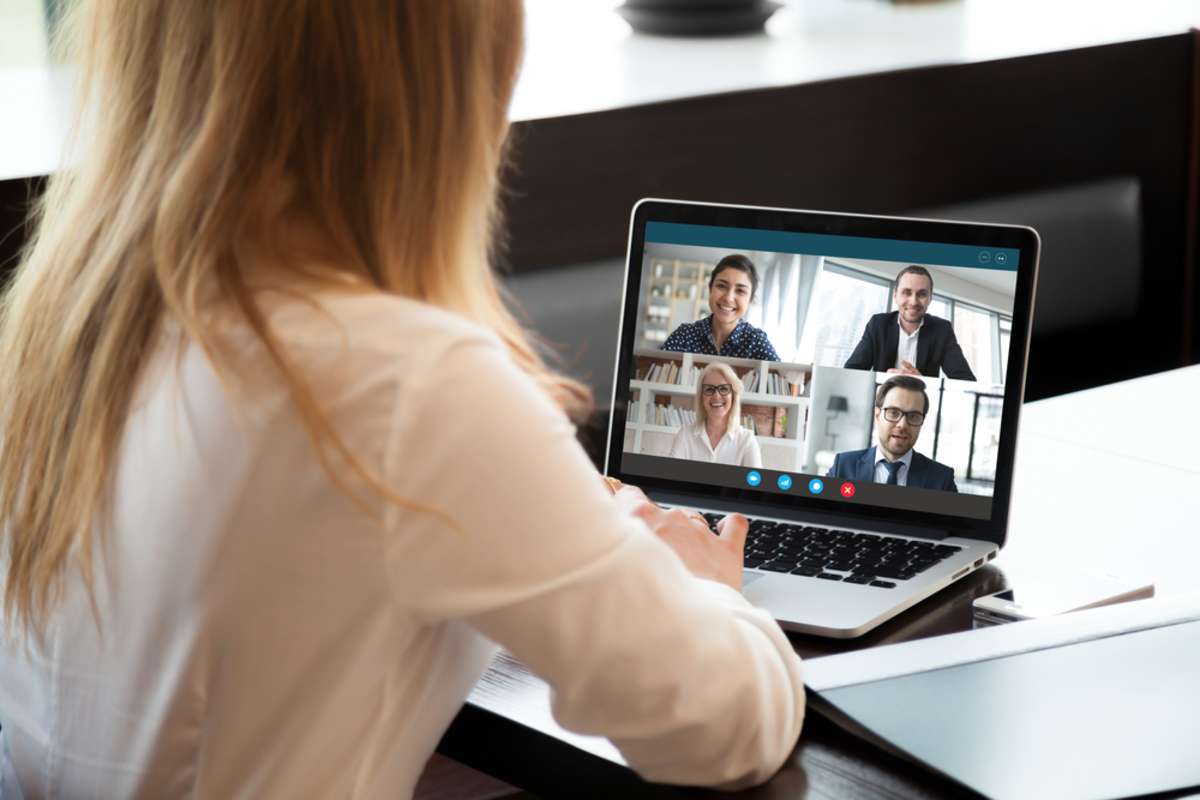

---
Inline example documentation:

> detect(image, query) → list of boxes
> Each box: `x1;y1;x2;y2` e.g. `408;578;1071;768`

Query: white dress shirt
0;291;803;798
895;316;922;371
872;446;914;486
668;422;764;468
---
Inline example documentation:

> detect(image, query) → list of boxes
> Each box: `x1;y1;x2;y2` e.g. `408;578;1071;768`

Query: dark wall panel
0;177;44;281
1;36;1196;400
501;35;1198;397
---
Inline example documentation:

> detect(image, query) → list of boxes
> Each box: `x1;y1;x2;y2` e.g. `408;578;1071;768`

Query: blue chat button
808;478;824;495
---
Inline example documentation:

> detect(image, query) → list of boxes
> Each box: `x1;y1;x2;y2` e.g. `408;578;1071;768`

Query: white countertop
1003;364;1200;596
513;0;1200;121
3;1;1200;180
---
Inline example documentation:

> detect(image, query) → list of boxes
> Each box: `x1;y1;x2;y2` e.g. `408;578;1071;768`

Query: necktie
882;460;902;485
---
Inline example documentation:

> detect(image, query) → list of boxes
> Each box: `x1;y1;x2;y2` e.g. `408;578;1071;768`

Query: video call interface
618;221;1021;521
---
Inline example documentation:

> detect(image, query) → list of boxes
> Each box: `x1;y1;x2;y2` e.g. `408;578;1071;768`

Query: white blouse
668;422;764;468
895;315;922;371
0;291;803;797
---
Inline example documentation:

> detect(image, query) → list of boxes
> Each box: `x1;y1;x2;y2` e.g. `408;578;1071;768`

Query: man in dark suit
827;375;958;492
843;265;976;381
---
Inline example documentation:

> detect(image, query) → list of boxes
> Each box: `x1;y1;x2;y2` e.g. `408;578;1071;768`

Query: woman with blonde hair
0;2;802;795
669;362;764;467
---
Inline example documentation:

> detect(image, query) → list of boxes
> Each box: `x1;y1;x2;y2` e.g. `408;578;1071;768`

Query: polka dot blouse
662;316;780;361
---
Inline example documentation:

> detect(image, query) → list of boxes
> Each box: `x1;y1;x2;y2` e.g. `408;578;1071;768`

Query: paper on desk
467;650;627;765
804;594;1200;692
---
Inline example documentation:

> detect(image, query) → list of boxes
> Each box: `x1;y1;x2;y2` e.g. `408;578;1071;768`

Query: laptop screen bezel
604;198;1040;548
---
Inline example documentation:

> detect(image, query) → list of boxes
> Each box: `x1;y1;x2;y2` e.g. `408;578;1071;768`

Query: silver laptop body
604;199;1039;638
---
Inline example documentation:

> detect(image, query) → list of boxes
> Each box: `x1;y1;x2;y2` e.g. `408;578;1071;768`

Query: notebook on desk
803;597;1200;800
604;199;1040;637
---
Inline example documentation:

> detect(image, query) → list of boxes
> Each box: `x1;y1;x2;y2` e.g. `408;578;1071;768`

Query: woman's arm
381;336;803;788
760;337;781;362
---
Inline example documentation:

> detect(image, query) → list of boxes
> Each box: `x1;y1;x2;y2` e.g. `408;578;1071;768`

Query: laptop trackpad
742;570;770;589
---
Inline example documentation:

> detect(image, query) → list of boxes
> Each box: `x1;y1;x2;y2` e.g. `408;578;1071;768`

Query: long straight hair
0;0;589;635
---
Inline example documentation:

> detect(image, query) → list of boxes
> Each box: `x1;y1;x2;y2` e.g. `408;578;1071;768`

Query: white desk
1018;363;1198;472
453;365;1200;792
1003;364;1200;595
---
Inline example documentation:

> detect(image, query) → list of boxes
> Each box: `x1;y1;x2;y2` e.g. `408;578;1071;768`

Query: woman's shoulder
266;290;500;358
663;317;700;338
734;425;759;444
738;319;772;337
672;421;699;438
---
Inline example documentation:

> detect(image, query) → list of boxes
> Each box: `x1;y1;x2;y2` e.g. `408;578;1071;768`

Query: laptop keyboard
700;513;962;589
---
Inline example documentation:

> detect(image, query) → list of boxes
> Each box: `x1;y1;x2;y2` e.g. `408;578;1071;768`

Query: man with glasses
826;376;958;492
843;265;976;381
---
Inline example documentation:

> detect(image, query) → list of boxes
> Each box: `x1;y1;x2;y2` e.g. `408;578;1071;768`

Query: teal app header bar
644;221;1020;271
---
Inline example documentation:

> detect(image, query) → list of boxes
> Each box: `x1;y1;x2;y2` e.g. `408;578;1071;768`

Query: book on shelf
637;357;809;395
638;360;704;389
741;370;801;397
644;404;695;429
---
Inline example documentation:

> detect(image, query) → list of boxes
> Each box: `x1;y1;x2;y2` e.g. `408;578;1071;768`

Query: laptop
604;199;1039;638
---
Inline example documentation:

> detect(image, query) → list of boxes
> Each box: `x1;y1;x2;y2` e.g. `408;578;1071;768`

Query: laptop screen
608;201;1039;540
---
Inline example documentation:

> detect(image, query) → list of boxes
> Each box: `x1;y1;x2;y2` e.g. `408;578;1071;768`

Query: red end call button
840;482;856;498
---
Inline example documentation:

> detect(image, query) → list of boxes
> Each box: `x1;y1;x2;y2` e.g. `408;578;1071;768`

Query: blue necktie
882;460;902;486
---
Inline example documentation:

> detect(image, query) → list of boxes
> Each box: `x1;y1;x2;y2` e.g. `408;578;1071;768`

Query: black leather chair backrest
916;177;1143;400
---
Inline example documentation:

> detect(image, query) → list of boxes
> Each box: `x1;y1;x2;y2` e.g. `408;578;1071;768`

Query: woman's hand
613;485;748;592
601;475;625;495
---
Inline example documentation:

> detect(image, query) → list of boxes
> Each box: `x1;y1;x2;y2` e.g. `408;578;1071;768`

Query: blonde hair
694;362;743;436
0;0;589;635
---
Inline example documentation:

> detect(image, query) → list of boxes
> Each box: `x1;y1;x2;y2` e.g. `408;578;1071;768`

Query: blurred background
3;0;1198;458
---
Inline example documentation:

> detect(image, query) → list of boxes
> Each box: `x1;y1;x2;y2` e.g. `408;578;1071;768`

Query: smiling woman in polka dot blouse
662;254;781;361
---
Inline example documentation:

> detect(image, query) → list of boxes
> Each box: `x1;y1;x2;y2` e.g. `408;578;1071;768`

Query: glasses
880;406;925;426
702;384;733;397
